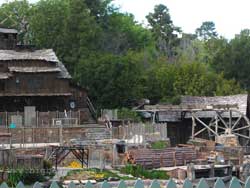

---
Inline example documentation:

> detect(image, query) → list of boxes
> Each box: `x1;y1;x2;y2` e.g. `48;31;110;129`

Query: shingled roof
0;28;18;34
143;94;249;122
0;49;71;79
0;49;59;62
181;94;248;116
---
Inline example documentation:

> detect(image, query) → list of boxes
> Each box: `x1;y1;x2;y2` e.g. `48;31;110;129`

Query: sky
0;0;250;39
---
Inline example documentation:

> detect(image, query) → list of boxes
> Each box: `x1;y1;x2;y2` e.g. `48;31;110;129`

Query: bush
151;140;168;149
118;108;141;122
7;169;46;186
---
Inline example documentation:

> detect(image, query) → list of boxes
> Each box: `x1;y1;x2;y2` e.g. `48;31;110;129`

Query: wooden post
59;125;63;146
22;127;25;148
191;113;195;139
187;163;195;180
152;111;156;124
81;149;84;168
86;148;89;169
36;111;38;127
173;152;176;166
5;111;7;128
55;148;58;171
229;110;232;134
78;110;80;126
209;163;215;178
32;127;34;147
215;114;218;142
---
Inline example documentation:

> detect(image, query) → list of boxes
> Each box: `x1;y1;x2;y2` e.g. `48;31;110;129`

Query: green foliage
7;170;22;187
76;52;145;108
64;168;134;181
151;140;168;149
121;165;169;179
0;0;31;43
43;160;55;178
0;0;246;110
7;169;45;186
117;108;141;121
207;29;250;90
144;61;244;104
195;21;218;40
43;160;52;170
146;4;181;58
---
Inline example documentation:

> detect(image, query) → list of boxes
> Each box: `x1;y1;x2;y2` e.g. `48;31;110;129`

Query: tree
29;0;69;51
143;60;244;104
146;4;181;59
76;52;145;108
208;29;250;89
0;0;245;109
62;0;101;72
84;0;112;22
0;0;31;43
195;21;218;40
98;12;153;55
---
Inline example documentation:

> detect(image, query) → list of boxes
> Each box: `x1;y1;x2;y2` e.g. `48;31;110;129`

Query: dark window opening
4;34;8;39
116;141;126;154
0;81;5;91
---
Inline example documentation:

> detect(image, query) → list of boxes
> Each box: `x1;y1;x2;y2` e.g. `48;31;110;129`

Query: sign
56;120;62;126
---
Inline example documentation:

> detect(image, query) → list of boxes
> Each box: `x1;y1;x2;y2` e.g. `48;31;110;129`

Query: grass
151;140;168;149
120;165;169;180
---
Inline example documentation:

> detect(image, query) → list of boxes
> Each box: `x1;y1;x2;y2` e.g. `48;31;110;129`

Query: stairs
85;127;111;140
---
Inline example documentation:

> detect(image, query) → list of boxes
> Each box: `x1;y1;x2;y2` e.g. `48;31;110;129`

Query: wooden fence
0;110;93;128
1;177;250;188
112;123;168;143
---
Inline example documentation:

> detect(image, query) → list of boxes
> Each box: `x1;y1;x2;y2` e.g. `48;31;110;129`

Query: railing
0;110;91;128
52;118;79;127
1;177;250;188
86;97;97;120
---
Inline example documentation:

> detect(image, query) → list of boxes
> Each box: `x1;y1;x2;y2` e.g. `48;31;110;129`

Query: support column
191;112;196;140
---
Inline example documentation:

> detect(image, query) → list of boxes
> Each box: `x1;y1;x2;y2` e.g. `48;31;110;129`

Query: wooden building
0;27;95;125
139;94;250;146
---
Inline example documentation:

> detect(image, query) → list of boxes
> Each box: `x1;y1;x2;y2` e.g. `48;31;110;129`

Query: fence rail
1;177;250;188
0;110;93;128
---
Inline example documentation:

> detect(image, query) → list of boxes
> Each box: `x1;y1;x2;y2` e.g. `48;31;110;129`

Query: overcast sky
0;0;250;39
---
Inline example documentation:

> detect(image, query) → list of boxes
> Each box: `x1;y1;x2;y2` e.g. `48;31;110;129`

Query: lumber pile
126;147;197;169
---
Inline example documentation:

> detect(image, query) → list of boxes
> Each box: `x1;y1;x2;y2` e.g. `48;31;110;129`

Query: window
0;81;5;91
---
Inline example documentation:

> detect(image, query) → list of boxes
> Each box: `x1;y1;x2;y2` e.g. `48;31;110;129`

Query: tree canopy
195;21;218;40
0;0;247;110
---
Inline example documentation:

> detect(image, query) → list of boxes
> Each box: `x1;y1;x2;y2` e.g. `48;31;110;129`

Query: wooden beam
233;125;250;132
233;132;250;139
194;127;207;137
229;110;232;129
216;112;229;129
232;115;242;130
193;115;219;136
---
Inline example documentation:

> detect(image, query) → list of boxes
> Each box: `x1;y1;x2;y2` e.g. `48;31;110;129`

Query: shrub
151;140;168;149
121;164;169;179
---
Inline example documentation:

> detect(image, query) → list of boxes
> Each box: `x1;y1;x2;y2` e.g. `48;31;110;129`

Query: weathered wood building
0;27;96;126
139;94;250;146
